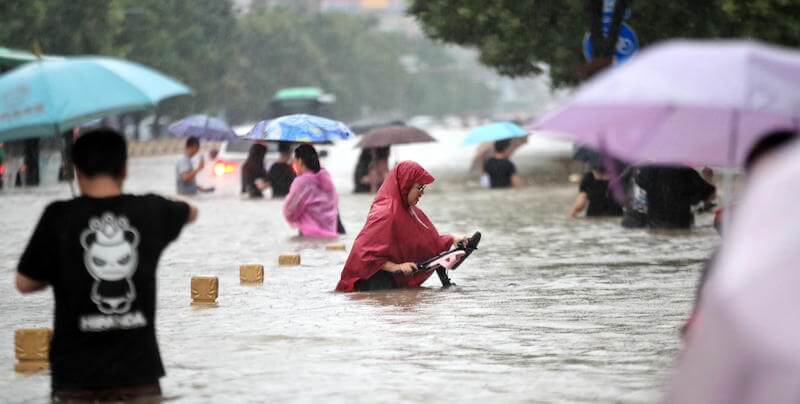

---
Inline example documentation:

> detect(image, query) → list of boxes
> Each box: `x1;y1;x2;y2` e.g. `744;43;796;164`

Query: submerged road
0;129;717;403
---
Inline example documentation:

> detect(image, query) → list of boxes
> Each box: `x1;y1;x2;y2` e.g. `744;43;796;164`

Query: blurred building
322;0;405;13
233;0;323;14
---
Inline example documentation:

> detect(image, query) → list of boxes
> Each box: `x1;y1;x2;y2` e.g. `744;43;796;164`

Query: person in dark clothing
365;146;391;193
569;163;623;218
483;139;522;188
241;143;269;198
353;149;372;193
267;141;296;198
15;129;197;402
620;166;649;228
635;165;716;229
23;138;40;186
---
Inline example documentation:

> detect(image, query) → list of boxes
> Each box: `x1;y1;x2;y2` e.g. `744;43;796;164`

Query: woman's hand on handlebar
452;234;468;246
383;261;417;275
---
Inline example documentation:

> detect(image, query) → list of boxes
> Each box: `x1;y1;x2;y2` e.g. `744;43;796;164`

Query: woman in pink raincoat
283;144;340;237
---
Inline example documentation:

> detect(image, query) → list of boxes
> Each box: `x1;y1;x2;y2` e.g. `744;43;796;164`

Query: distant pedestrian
569;162;623;218
353;148;372;193
636;165;715;229
267;141;296;198
241;142;269;198
16;129;197;402
366;146;391;193
483;139;523;188
283;144;340;237
176;136;213;195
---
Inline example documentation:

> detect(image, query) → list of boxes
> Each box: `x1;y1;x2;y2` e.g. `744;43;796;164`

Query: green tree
408;1;799;86
0;0;123;55
114;0;237;115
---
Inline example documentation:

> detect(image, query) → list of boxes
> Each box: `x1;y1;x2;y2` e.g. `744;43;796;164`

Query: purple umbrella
533;40;800;168
168;114;237;141
665;142;800;403
355;126;436;148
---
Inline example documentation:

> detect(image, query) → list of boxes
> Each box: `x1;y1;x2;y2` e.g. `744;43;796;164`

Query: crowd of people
13;124;799;401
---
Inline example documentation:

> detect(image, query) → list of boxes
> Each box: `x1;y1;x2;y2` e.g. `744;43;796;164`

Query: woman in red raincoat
336;161;464;292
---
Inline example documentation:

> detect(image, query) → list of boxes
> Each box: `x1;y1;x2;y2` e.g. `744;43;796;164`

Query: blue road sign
582;22;639;64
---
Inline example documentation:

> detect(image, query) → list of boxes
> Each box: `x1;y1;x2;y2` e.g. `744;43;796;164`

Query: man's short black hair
494;139;511;153
72;129;127;178
186;136;200;149
745;130;797;171
278;141;292;154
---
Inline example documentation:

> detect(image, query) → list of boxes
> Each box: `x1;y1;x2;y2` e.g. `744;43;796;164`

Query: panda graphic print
79;212;147;331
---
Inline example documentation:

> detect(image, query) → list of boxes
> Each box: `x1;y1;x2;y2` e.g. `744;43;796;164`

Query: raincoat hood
335;161;453;292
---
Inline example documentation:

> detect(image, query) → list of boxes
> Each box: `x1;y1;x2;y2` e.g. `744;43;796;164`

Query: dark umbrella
355;126;436;148
168;114;237;141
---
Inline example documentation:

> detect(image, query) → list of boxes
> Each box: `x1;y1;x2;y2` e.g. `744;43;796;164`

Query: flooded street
0;130;718;403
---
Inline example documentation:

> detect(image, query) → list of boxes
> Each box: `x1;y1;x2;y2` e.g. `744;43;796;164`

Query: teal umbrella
0;57;191;142
464;122;528;145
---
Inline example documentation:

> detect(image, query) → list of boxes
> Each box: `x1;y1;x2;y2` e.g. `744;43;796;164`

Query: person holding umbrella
353;125;436;193
176;136;213;196
483;139;523;188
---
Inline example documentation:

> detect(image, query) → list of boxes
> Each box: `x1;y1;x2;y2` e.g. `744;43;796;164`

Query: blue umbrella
245;114;353;143
168;114;236;141
0;57;191;142
464;122;528;145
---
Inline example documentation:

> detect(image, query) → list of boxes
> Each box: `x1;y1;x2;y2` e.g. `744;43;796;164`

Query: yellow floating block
15;361;49;372
15;328;51;361
325;243;346;251
15;328;51;373
191;276;219;305
278;253;301;266
240;264;264;283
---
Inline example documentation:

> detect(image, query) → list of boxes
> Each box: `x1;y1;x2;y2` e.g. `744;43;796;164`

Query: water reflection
0;136;717;403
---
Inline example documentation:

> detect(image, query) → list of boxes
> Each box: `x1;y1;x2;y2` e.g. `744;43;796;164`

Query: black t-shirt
17;194;190;391
268;162;296;198
484;157;516;188
636;166;716;228
579;171;623;217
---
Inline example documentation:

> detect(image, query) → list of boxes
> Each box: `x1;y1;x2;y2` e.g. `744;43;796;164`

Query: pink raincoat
282;168;339;237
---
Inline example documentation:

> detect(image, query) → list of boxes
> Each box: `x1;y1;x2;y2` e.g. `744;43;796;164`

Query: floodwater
0;128;718;403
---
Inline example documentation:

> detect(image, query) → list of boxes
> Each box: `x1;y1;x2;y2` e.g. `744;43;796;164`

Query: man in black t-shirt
636;165;715;229
16;130;197;401
267;141;296;198
483;139;523;188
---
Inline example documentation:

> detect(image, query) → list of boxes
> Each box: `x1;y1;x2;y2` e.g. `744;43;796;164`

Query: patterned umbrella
245;114;352;143
355;126;436;148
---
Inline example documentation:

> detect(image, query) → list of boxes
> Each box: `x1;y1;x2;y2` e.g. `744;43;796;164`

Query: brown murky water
0;132;717;403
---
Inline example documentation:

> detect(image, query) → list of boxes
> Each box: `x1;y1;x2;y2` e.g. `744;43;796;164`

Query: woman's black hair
745;130;797;172
375;146;391;160
294;143;321;173
243;143;267;170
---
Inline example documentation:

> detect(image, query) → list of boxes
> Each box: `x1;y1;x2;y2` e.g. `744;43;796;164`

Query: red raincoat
336;161;454;292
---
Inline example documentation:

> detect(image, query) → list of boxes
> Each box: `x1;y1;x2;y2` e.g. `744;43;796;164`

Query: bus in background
267;87;336;119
